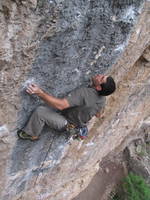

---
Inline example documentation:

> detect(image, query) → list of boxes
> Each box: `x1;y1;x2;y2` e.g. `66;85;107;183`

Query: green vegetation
110;173;150;200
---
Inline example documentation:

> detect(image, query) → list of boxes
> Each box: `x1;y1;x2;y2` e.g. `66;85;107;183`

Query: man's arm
26;84;70;110
95;108;105;118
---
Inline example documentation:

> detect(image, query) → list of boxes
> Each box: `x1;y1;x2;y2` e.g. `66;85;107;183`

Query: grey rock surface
0;0;150;200
19;0;144;127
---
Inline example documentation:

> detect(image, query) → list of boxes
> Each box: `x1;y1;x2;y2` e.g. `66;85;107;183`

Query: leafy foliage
123;173;150;200
111;173;150;200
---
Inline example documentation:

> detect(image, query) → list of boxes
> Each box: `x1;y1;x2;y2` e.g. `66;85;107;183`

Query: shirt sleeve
65;88;84;107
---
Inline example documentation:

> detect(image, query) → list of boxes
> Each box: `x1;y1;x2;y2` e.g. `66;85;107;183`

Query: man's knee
34;106;47;117
54;118;68;130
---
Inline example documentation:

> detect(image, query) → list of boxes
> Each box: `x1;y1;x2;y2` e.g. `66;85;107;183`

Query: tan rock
142;46;150;62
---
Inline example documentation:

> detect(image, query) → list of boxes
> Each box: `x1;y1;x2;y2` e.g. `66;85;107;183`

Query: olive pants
23;106;68;137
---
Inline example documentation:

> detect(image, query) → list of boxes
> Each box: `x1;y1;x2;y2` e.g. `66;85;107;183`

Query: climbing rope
33;133;56;187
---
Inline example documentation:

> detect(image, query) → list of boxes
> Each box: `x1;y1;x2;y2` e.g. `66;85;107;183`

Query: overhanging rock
0;0;149;200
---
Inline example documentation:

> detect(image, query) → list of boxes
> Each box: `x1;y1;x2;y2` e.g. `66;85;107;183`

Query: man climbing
17;74;116;141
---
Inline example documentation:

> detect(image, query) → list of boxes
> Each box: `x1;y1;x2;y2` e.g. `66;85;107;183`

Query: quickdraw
66;123;88;140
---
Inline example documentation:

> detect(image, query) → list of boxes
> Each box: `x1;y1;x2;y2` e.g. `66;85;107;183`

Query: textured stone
0;0;150;200
143;46;150;62
124;123;150;184
0;0;145;127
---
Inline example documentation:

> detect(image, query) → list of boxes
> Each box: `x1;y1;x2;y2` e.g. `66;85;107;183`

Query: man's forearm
26;83;70;110
38;90;69;110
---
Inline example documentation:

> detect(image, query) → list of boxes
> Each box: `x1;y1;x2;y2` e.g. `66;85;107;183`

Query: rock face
0;0;150;200
123;117;150;184
0;0;145;127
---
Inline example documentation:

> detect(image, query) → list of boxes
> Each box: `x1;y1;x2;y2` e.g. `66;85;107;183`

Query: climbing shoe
17;130;38;141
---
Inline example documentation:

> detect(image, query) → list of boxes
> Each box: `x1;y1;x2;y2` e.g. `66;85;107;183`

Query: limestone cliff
0;0;149;200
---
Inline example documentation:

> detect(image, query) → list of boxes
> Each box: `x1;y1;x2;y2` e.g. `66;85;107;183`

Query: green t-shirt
62;86;106;126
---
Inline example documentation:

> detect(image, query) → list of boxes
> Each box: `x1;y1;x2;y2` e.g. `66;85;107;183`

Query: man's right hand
26;84;43;95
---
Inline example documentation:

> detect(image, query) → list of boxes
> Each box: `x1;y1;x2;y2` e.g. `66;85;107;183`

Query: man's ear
95;85;102;91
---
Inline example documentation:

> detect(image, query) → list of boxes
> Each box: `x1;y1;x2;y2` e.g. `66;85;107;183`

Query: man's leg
22;105;67;138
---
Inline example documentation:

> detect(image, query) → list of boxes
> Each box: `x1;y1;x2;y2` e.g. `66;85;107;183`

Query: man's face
92;74;108;87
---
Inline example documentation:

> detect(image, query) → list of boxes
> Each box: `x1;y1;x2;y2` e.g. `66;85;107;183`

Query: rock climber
17;74;116;140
